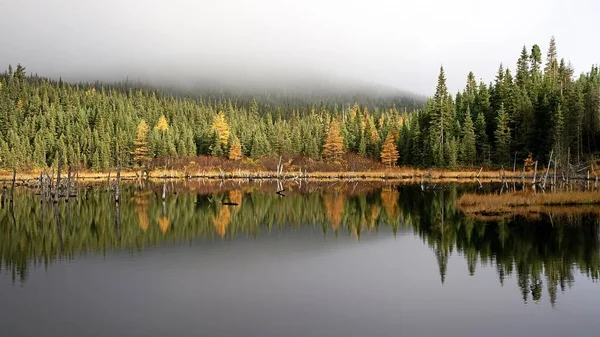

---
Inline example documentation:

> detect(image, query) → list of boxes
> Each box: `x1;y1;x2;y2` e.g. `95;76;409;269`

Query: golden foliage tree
380;133;399;167
133;191;150;232
133;119;150;167
228;190;243;212
368;204;382;229
381;187;400;218
212;112;231;147
158;216;170;235
212;206;231;238
322;120;344;160
229;136;243;160
324;193;344;232
156;115;169;132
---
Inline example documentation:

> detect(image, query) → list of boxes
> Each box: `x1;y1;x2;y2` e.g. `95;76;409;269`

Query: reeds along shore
2;166;599;185
457;190;600;221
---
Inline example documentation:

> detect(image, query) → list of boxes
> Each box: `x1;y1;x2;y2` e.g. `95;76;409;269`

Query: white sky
0;0;598;94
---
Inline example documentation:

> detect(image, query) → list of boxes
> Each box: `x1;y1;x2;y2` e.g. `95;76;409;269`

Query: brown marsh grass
457;190;600;220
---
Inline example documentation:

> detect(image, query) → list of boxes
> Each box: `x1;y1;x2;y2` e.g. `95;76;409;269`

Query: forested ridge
0;37;598;171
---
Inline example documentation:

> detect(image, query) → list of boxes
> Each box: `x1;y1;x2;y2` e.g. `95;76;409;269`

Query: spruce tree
494;104;511;165
474;110;489;164
429;67;451;166
516;45;530;89
460;107;476;165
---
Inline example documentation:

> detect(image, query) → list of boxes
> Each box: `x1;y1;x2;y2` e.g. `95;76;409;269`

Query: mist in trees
0;37;598;170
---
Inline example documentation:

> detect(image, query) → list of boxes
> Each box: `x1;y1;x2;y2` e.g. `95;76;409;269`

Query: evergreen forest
0;37;598;171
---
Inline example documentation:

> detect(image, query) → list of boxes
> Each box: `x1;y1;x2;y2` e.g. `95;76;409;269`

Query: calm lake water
1;181;600;337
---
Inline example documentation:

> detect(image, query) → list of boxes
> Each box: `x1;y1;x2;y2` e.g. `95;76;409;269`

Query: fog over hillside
1;0;598;95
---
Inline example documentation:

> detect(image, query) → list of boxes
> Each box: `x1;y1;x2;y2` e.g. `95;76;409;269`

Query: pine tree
322;120;345;161
210;131;224;157
552;104;564;158
474;110;489;164
358;131;367;157
133;119;150;167
460;107;476;165
429;67;451;166
410;116;423;166
445;137;458;168
494;104;511;165
229;136;243;161
530;44;543;88
544;36;559;84
365;115;380;158
380;133;399;167
250;130;271;158
516;45;530;89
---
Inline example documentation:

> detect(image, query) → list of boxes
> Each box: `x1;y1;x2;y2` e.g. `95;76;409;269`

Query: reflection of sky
1;227;599;337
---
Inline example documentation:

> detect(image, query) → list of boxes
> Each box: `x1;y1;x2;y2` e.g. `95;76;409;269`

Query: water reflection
1;181;599;308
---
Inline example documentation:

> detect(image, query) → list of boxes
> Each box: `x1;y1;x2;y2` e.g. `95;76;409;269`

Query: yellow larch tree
324;193;345;232
322;119;345;161
158;216;170;235
381;187;400;219
212;206;231;238
133;191;150;232
380;133;399;167
133;119;150;167
228;190;243;212
228;136;243;160
368;204;382;230
211;112;231;147
156;114;169;132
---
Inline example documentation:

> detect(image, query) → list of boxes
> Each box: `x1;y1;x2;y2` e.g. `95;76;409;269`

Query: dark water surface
1;181;599;337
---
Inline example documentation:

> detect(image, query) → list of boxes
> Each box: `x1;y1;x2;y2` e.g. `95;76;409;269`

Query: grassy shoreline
0;167;545;183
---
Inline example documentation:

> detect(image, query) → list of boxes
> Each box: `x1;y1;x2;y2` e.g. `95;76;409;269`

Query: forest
0;37;598;171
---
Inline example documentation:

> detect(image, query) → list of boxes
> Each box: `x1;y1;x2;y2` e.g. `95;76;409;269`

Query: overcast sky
0;0;598;95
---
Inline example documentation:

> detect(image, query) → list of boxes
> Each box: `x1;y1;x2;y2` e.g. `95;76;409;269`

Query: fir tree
460;107;476;165
494;104;511;165
474;110;489;164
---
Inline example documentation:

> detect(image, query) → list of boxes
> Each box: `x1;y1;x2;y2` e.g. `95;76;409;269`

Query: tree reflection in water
0;181;599;308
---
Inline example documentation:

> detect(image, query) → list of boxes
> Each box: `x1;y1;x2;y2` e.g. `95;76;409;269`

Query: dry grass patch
458;190;600;220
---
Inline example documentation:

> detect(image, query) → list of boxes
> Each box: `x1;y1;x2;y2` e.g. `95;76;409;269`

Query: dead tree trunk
567;147;571;184
476;167;483;179
66;166;71;202
532;161;538;186
162;173;167;201
39;172;44;201
553;160;558;189
10;168;16;206
543;150;553;189
55;158;61;203
115;164;121;203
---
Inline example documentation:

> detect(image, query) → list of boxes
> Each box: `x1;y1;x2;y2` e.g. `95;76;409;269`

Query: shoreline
0;167;592;185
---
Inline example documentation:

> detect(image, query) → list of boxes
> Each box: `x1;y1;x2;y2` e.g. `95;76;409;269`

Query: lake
1;180;600;337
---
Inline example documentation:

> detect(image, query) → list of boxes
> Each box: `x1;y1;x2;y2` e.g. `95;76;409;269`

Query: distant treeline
0;37;598;170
